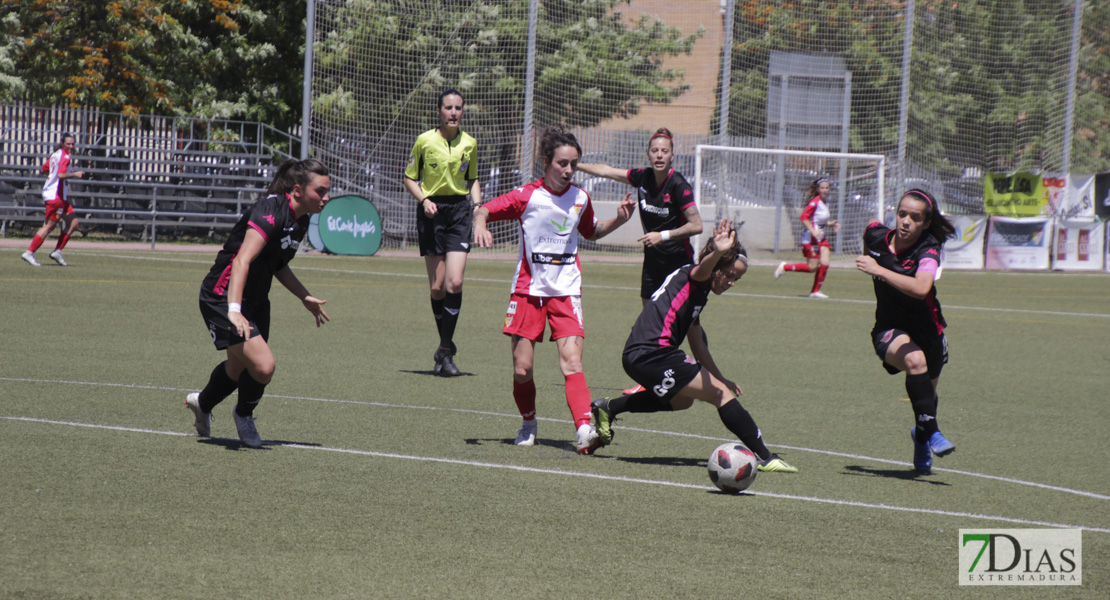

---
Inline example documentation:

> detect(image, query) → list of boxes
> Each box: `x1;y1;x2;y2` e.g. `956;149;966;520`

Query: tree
2;0;304;127
312;0;703;182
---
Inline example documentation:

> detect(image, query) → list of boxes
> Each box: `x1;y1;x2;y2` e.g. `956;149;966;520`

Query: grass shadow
399;369;476;377
843;464;952;486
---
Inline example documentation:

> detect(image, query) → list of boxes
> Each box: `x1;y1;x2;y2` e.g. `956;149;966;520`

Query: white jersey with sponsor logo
799;195;831;244
41;148;71;202
483;178;599;297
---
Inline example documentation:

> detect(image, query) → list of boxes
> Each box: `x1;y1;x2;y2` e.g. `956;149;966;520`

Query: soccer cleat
809;291;829;299
591;398;615;446
49;250;67;266
911;427;932;473
773;261;786;279
928;431;956;457
21;251;40;266
184;393;212;437
232;409;263;448
575;423;601;455
432;347;445;375
514;419;537;446
621;383;646;395
439;351;460;377
757;453;799;473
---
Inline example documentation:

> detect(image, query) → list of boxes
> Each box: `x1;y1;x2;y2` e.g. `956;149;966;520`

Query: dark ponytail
268;158;329;195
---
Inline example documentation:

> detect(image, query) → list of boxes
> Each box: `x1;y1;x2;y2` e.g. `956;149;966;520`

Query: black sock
430;296;445;339
198;361;237;413
717;399;771;461
906;372;939;442
235;371;268;417
440;291;462;350
609;389;673;415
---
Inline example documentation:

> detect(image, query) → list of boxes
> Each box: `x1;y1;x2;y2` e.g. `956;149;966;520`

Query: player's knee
903;351;928;375
253;361;276;384
513;368;533;383
445;277;463;294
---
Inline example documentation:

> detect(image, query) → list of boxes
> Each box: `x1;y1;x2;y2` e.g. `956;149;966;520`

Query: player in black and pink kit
856;189;956;474
578;127;704;395
184;159;332;448
591;218;798;473
578;127;704;303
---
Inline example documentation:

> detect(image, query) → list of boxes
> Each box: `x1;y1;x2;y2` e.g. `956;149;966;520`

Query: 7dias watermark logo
959;529;1081;586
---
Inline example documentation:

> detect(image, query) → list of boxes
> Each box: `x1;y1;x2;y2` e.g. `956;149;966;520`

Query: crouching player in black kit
184;158;332;448
592;218;798;472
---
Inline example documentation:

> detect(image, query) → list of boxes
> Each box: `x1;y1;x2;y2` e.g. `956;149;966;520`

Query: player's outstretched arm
275;266;330;327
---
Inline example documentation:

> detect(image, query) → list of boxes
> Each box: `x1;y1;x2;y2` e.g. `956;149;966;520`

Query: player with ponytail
855;188;957;474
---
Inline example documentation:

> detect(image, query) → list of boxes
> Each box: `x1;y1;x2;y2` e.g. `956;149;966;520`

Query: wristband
660;230;671;241
228;302;242;314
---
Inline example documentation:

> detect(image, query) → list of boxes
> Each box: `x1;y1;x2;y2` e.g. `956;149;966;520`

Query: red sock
785;263;811;273
55;232;71;251
564;372;593;428
513;378;536;420
811;265;829;293
28;235;45;253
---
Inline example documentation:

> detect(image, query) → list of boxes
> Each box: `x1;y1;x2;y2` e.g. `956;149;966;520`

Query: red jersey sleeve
800;197;820;222
576;195;598;239
484;185;530;223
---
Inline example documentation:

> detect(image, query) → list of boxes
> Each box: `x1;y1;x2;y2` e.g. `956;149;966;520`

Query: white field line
1;414;1107;534
2;376;1107;503
51;252;1110;320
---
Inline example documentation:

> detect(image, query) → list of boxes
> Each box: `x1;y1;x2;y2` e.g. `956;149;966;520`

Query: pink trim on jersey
917;257;939;276
213;253;236;295
677;185;695;210
658;282;692;347
925;292;945;335
248;221;270;241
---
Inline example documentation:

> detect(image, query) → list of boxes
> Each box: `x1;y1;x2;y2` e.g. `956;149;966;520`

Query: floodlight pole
520;0;538;185
300;0;316;160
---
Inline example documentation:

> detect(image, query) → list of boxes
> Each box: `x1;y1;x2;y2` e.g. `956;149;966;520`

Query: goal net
694;145;885;256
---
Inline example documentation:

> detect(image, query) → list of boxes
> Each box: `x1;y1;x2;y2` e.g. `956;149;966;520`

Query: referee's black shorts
417;195;473;257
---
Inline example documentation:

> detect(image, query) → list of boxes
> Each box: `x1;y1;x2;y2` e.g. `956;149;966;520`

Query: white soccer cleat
232;410;262;448
575;423;601;455
49;250;67;266
809;291;829;299
514;419;537;446
184;393;211;437
773;261;786;279
21;251;40;266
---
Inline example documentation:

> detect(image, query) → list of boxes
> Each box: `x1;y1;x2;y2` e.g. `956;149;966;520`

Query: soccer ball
707;442;758;493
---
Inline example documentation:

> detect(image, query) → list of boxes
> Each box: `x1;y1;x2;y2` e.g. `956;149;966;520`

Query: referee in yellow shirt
403;89;482;376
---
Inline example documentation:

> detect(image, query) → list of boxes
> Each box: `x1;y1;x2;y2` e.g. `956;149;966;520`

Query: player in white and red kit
856;189;957;474
473;127;635;454
774;178;839;298
590;219;798;473
22;133;85;266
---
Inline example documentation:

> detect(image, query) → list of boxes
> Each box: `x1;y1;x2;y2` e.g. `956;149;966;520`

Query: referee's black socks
430;296;445;338
440;291;462;351
718;399;771;461
905;372;939;442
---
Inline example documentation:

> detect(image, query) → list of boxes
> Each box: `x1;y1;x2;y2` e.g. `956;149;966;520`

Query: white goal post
694;145;886;255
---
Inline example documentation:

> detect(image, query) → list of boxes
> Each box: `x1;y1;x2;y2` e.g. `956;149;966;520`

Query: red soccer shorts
44;199;74;223
502;294;585;342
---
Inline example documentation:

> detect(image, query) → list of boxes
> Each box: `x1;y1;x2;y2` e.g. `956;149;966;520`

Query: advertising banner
1057;175;1096;219
985;216;1051;270
1052;219;1105;271
941;215;986;270
984;173;1049;217
1096;173;1110;219
313;195;382;256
